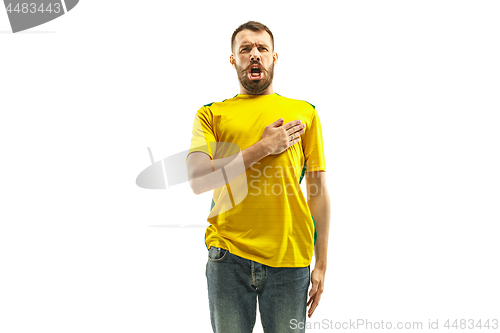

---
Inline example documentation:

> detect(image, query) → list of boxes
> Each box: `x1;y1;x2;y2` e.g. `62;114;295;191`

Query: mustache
239;62;268;73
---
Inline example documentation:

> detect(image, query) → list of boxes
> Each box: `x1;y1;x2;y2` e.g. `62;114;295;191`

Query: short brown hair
231;21;274;54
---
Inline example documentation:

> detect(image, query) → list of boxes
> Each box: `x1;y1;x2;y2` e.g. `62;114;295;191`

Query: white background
1;1;499;332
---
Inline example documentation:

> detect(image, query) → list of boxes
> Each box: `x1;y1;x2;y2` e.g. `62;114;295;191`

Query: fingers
308;293;321;318
287;136;301;148
287;123;305;137
307;276;322;318
283;119;303;131
289;128;304;141
265;119;304;154
288;129;303;147
307;287;322;318
271;118;284;127
284;120;305;148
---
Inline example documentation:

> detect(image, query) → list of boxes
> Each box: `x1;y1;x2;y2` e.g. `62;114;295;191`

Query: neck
240;84;274;95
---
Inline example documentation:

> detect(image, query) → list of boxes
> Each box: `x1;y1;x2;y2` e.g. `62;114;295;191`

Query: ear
230;54;236;69
273;52;278;65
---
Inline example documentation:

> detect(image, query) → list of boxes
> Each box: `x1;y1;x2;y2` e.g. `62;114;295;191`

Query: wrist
257;139;271;157
314;260;327;271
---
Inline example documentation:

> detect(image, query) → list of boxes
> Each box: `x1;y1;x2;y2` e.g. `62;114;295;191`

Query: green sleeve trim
299;163;306;185
305;101;316;109
312;215;317;246
204;96;233;108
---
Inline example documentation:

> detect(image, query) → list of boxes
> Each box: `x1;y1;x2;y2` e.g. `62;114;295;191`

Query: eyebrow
240;43;270;49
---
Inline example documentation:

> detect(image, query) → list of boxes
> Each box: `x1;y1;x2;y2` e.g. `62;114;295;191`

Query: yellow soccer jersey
187;92;326;267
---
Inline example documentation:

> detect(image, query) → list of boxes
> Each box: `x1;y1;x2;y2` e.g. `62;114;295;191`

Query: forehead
234;29;272;47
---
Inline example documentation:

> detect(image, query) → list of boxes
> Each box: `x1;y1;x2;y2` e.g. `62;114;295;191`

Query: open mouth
249;65;263;80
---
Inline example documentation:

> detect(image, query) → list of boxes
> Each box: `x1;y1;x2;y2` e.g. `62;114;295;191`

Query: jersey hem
207;244;312;268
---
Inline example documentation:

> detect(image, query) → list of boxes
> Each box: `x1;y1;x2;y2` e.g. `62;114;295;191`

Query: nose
250;48;261;62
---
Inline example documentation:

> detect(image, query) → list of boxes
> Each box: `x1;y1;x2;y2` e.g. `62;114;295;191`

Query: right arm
187;118;305;195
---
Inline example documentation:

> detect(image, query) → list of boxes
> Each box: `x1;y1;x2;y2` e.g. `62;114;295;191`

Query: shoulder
275;93;317;122
276;93;315;109
201;94;238;109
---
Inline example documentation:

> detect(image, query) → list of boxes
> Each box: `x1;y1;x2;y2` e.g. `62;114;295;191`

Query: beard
235;61;274;95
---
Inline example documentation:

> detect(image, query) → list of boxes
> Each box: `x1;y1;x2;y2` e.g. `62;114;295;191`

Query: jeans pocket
208;246;229;262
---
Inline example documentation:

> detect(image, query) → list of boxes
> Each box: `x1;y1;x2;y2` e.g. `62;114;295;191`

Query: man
186;21;330;333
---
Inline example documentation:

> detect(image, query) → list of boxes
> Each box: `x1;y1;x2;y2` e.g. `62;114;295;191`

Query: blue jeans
206;246;310;333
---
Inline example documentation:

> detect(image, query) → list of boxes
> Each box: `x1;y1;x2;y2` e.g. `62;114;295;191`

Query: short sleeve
186;106;217;162
303;107;326;172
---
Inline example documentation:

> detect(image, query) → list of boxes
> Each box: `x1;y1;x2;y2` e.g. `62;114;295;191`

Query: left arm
305;170;331;318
